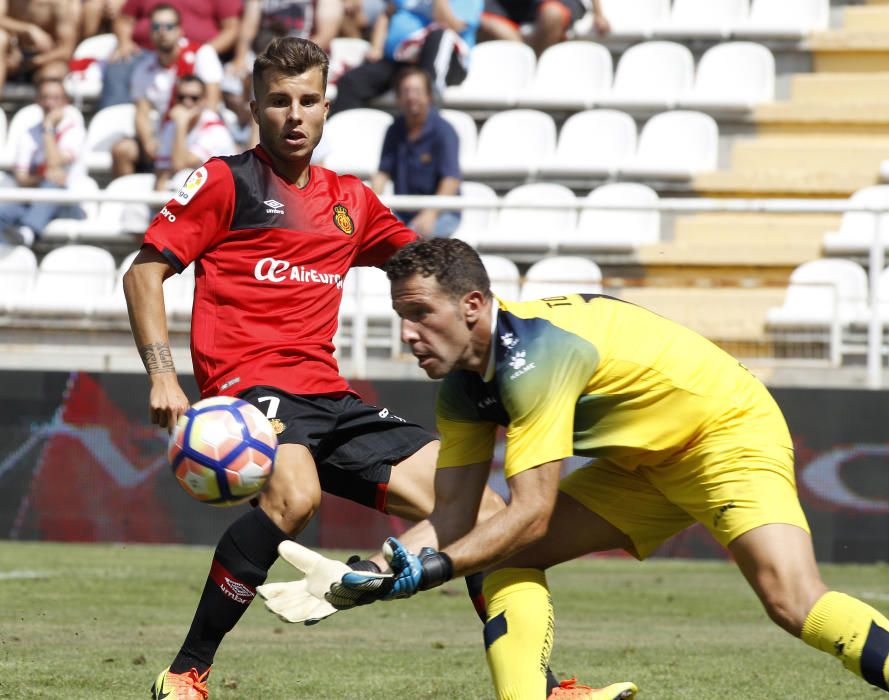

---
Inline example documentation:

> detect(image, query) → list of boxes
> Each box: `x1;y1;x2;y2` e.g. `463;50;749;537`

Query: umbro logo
264;199;284;214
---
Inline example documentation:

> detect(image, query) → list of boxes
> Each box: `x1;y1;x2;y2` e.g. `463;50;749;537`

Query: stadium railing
1;186;888;387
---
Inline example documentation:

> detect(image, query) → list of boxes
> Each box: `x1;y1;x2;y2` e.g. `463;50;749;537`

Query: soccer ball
168;396;277;506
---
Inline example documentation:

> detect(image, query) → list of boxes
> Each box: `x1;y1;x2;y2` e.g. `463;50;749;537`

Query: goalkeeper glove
384;537;454;599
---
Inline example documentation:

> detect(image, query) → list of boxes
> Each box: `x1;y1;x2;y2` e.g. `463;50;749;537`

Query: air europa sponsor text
254;257;344;288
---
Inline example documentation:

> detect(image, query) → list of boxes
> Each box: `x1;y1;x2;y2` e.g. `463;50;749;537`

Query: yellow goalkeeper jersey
436;294;791;479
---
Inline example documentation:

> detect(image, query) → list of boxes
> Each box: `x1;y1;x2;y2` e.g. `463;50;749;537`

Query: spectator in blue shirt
371;66;461;238
329;0;482;114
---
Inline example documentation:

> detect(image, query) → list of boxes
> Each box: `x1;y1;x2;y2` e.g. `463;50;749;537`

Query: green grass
0;542;887;699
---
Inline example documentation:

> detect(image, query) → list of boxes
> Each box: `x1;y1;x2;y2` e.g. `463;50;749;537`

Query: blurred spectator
339;0;386;40
222;0;344;148
480;0;608;54
99;0;240;109
81;0;127;39
110;4;223;178
371;66;460;238
0;78;86;247
154;75;235;190
329;0;481;114
0;0;80;93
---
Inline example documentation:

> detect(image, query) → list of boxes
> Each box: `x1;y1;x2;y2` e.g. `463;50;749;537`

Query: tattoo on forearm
140;342;176;375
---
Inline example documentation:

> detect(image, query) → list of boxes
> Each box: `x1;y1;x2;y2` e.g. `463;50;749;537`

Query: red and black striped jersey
143;145;417;398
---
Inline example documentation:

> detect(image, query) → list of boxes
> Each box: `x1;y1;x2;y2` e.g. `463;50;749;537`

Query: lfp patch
174;166;208;206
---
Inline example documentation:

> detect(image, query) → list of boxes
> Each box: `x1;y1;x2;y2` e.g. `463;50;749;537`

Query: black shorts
238;386;435;512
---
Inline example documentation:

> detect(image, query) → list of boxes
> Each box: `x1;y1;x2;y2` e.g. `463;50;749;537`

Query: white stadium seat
324;108;393;179
733;0;828;38
520;256;603;301
539;109;637;180
655;0;749;39
339;266;401;358
517;41;613;111
597;41;695;112
480;254;521;299
596;0;670;38
475;182;576;255
443;41;536;109
451;181;499;247
680;42;775;112
560;183;660;253
7;244;116;317
766;258;869;328
0;110;7;165
822;186;889;256
0;104;42;170
96;173;158;237
41;176;103;241
440;109;477;170
462;109;556;180
619;111;719;181
64;33;118;101
93;249;141;318
0;244;38;312
84;103;138;173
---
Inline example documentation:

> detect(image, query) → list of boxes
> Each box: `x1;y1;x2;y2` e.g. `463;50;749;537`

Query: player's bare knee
260;487;319;534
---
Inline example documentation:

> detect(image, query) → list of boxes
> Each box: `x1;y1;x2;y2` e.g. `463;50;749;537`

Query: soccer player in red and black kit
123;37;509;699
125;36;617;700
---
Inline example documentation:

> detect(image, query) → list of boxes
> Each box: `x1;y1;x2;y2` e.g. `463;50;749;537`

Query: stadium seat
440;109;477;170
0;111;7;164
680;42;775;112
619;111;719;181
733;0;828;38
97;173;157;237
92;249;140;318
822;185;889;256
516;41;612;111
42;176;103;240
474;182;576;255
339;266;401;359
0;104;42;170
64;33;118;102
462;109;556;180
0;244;37;312
559;183;660;253
7;244;116;317
327;38;372;101
595;0;670;38
324;108;393;179
84;103;138;173
654;0;749;39
766;258;869;329
443;41;536;109
451;180;499;247
597;41;695;112
480;254;521;299
520;256;603;301
539;109;636;180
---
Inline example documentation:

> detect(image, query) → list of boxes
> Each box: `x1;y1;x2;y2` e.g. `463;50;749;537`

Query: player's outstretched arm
122;246;190;432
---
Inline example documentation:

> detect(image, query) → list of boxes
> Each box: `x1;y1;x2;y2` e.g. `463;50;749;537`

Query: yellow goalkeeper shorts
559;424;810;560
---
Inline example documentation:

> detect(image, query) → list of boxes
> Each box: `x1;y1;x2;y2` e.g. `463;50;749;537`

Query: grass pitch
0;541;887;699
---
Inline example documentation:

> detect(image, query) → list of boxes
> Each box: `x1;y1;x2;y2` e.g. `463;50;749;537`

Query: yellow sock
482;568;554;700
801;590;889;691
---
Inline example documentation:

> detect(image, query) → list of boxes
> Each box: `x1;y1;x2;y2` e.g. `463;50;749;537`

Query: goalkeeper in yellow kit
304;238;889;699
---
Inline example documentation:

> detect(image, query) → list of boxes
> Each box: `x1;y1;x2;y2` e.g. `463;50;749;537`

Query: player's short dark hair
385;239;492;301
253;37;329;94
393;66;433;97
149;3;180;22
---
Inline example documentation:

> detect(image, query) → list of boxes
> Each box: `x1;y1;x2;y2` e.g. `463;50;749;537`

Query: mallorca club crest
268;418;285;435
333;204;354;235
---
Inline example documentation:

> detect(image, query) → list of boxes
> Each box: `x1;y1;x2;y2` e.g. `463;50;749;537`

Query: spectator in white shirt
110;4;223;178
0;78;86;248
154;75;236;190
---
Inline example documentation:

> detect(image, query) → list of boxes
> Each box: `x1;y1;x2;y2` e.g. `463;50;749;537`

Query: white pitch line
0;570;51;581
